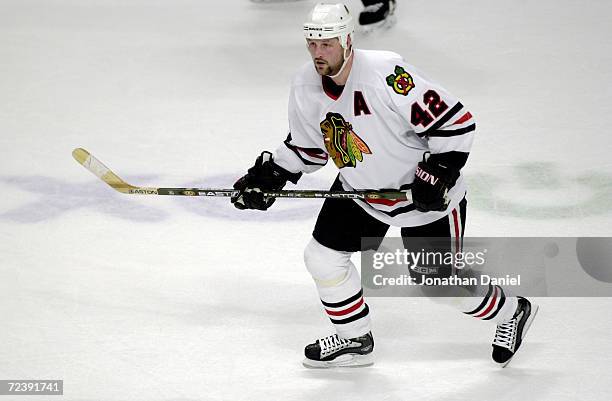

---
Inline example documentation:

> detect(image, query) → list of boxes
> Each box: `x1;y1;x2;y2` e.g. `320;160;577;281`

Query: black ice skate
303;332;374;368
359;0;396;32
492;297;539;367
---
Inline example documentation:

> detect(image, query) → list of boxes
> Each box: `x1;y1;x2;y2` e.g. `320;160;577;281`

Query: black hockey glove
231;151;302;211
412;152;460;212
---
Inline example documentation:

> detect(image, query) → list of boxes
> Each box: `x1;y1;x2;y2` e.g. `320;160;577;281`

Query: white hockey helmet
303;3;354;49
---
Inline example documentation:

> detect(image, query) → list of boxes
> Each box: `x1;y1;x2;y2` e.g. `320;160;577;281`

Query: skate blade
358;15;397;34
302;353;374;369
500;303;540;368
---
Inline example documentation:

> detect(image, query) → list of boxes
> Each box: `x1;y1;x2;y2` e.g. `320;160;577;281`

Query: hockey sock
304;238;371;338
458;284;518;323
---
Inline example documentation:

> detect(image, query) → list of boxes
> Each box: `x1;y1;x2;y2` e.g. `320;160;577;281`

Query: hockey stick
72;148;412;203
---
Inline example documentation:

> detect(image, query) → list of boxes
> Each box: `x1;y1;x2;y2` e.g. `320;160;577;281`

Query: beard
314;58;341;76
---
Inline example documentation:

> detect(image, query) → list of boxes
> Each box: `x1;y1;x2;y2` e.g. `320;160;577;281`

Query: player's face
306;38;344;76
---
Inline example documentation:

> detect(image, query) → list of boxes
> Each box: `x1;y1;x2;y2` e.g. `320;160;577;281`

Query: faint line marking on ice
468;162;612;219
0;175;168;223
0;174;326;223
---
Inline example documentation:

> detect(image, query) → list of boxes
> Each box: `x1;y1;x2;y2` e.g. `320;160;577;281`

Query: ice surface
1;1;611;400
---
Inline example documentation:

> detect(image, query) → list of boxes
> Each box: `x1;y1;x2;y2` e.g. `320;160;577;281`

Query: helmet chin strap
326;46;353;80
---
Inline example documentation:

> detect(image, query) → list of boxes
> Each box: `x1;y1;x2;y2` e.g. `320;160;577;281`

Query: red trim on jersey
300;148;329;160
322;76;344;101
323;87;339;101
475;287;498;318
325;297;365;316
452;112;473;126
366;197;405;206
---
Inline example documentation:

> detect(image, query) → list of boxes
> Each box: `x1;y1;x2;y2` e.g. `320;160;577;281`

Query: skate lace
363;3;384;13
493;318;518;350
319;334;353;355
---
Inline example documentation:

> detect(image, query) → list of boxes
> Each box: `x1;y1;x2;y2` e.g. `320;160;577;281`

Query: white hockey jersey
273;49;475;227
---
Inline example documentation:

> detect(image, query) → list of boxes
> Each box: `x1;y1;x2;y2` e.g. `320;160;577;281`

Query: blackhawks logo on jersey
386;65;415;96
320;112;371;169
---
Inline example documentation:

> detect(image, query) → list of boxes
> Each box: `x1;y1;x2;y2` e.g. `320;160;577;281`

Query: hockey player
359;0;396;31
232;3;538;368
250;0;396;32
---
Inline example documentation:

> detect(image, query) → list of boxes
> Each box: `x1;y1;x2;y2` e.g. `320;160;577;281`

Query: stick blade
72;147;133;193
72;147;91;165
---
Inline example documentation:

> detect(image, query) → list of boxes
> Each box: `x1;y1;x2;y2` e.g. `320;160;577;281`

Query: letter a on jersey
320;112;372;168
354;91;371;116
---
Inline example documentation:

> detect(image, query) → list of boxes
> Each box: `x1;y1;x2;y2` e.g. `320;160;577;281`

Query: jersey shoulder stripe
417;102;464;137
283;133;328;166
428;123;476;137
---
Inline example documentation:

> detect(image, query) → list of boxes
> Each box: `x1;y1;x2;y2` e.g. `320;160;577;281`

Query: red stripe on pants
452;208;460;252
